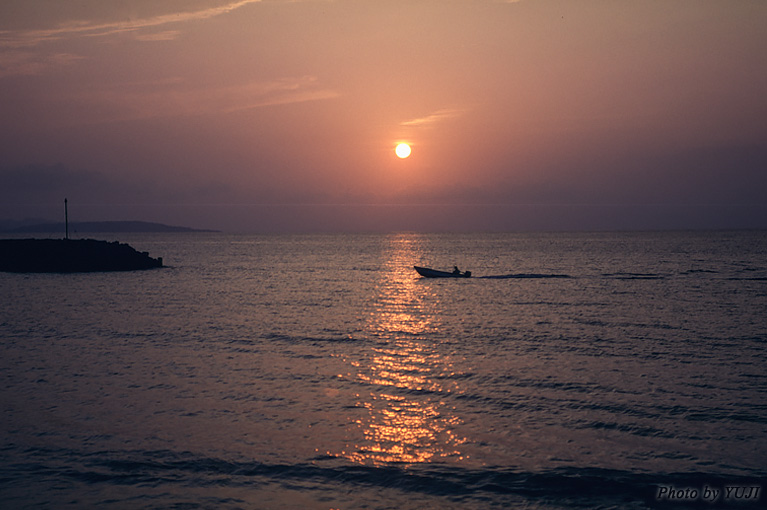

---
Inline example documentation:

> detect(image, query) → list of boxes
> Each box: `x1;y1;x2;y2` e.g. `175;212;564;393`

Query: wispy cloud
70;76;340;124
400;108;467;128
0;50;83;77
133;31;182;42
0;0;264;49
0;1;264;77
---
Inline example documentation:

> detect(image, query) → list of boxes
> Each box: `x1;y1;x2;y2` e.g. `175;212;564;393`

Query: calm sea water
1;231;765;509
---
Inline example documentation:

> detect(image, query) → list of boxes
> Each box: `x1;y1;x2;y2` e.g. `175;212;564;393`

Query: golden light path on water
336;234;468;465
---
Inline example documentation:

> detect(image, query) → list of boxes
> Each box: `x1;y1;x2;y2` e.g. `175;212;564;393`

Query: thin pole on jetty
64;198;69;240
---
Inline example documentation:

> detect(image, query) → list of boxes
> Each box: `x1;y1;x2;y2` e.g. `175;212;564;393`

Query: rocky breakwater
0;239;163;273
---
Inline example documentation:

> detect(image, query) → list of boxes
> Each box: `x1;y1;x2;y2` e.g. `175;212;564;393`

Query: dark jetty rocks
0;238;163;273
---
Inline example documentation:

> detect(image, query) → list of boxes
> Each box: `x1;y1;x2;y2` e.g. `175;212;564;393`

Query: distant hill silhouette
4;220;217;233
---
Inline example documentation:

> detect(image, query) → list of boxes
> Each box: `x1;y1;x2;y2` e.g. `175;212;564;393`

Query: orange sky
1;0;765;231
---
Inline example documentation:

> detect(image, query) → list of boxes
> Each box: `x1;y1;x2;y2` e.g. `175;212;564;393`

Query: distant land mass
3;220;217;233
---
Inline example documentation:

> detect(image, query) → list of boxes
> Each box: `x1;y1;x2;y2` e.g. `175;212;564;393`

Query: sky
1;0;765;232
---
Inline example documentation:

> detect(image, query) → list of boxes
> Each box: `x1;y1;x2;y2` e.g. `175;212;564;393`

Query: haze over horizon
1;0;765;233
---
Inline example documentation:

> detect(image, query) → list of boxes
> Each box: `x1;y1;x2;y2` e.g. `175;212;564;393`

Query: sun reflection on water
337;234;468;465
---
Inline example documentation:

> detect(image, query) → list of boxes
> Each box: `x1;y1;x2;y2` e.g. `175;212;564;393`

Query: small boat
414;266;472;278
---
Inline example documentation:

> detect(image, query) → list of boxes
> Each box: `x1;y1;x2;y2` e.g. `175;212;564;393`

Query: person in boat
453;266;461;275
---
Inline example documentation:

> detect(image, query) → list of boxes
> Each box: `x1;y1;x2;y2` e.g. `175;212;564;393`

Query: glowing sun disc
395;143;411;159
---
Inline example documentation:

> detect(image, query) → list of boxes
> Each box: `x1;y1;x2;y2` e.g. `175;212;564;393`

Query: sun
395;143;411;159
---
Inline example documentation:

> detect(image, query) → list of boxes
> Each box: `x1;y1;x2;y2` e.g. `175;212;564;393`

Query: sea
1;231;765;509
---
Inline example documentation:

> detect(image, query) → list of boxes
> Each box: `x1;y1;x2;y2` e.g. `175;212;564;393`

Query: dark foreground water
1;231;765;509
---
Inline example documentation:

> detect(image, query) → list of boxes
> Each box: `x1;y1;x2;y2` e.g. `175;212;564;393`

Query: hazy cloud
401;108;466;128
133;30;182;42
0;163;239;208
66;76;340;124
0;0;263;77
0;50;82;77
0;0;263;49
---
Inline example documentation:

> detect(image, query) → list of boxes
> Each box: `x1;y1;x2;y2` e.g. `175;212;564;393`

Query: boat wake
478;273;571;279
